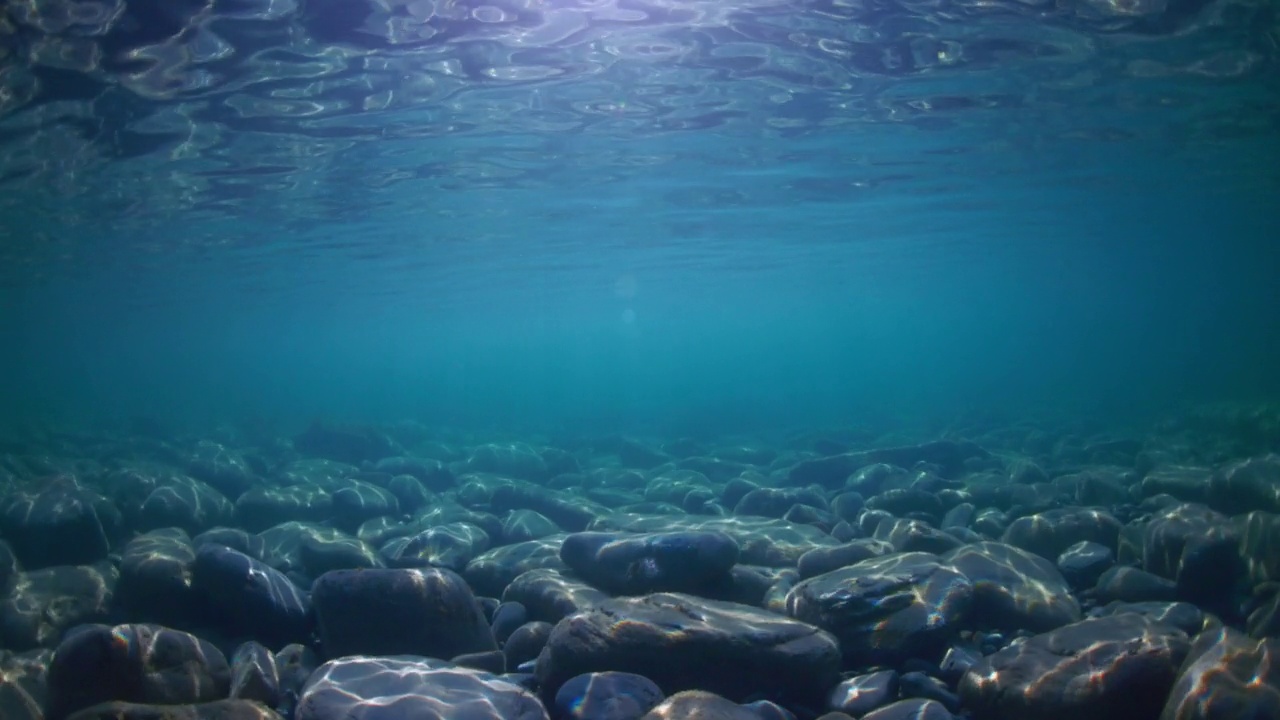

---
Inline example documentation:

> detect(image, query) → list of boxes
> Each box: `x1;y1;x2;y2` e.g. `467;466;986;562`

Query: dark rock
193;527;265;560
191;545;311;646
296;656;547;720
943;541;1081;633
827;670;898;716
187;441;260;499
1008;460;1049;485
311;567;496;659
1160;627;1280;720
1140;466;1211;504
938;645;980;683
940;503;974;531
503;568;610;624
1206;455;1280;515
385;474;434;513
971;508;1008;538
115;528;197;627
1094;566;1178;603
0;647;48;720
866;489;943;520
330;480;399;531
233;485;332;533
293;422;399;465
274;644;317;719
257;522;346;574
467;443;552;482
958;614;1190;720
554;671;664;720
0;561;118;650
453;650;506;674
876;519;965;555
45;623;231;720
560;531;739;596
491;601;528;643
0;477;121;570
230;642;279;707
786;552;973;666
1001;508;1121;562
798;539;894;580
898;672;959;712
734;487;828;519
1094;601;1207;636
300;532;382;576
639;691;768;720
503;509;561;544
537;593;841;707
1141;503;1242;608
1240;511;1280;585
492;484;603;532
504;621;553;669
374;456;455;491
380;522;491;571
721;478;760;509
589;513;839;567
862;699;955;720
465;536;569;598
1057;540;1114;589
790;442;990;488
137;475;233;534
782;503;837;531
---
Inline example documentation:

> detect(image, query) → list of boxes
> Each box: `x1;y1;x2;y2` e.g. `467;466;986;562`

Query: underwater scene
1;0;1279;718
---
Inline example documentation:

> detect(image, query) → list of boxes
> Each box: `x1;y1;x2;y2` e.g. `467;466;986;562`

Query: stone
233;485;332;533
536;593;840;707
66;699;282;720
45;623;231;720
798;539;894;580
1160;627;1280;720
114;528;198;627
589;514;839;567
862;699;955;720
554;671;664;720
503;509;562;544
330;480;399;531
191;544;311;646
0;477;122;570
504;621;553;669
944;541;1081;632
786;552;973;666
827;670;898;716
380;522;491;571
230;641;279;707
0;561;118;650
958;614;1190;720
1001;508;1121;562
311;567;497;659
639;691;767;720
1056;541;1114;589
296;655;547;720
464;537;568;598
1093;566;1178;603
136;475;233;535
559;531;739;596
502;568;610;624
1141;503;1242;608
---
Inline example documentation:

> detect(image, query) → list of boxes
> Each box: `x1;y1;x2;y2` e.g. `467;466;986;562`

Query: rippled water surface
0;0;1277;429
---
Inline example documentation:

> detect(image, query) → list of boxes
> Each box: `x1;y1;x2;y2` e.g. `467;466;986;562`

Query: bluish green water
0;0;1277;436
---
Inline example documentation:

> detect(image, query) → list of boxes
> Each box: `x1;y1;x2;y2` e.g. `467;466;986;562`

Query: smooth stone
191;544;311;646
861;698;955;720
959;614;1190;720
554;671;664;720
504;621;553;669
559;531;739;596
1057;540;1114;589
230;641;279;707
296;655;548;720
537;593;841;707
0;560;118;650
944;541;1081;632
311;567;496;659
66;699;282;720
1160;626;1280;720
827;670;898;716
45;623;230;720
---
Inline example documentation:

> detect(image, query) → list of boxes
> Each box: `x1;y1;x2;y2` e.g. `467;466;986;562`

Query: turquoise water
0;0;1277;436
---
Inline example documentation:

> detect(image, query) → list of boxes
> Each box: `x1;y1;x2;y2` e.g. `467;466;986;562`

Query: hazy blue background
0;0;1276;439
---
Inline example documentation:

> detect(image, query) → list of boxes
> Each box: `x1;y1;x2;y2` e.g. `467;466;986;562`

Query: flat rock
296;655;548;720
66;699;282;720
465;536;569;597
959;614;1191;720
502;568;610;624
943;541;1081;632
589;513;839;567
559;531;738;596
537;593;841;707
312;567;496;659
786;552;973;666
1160;627;1280;720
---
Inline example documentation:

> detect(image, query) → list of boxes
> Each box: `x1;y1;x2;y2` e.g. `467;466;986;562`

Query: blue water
0;0;1277;436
